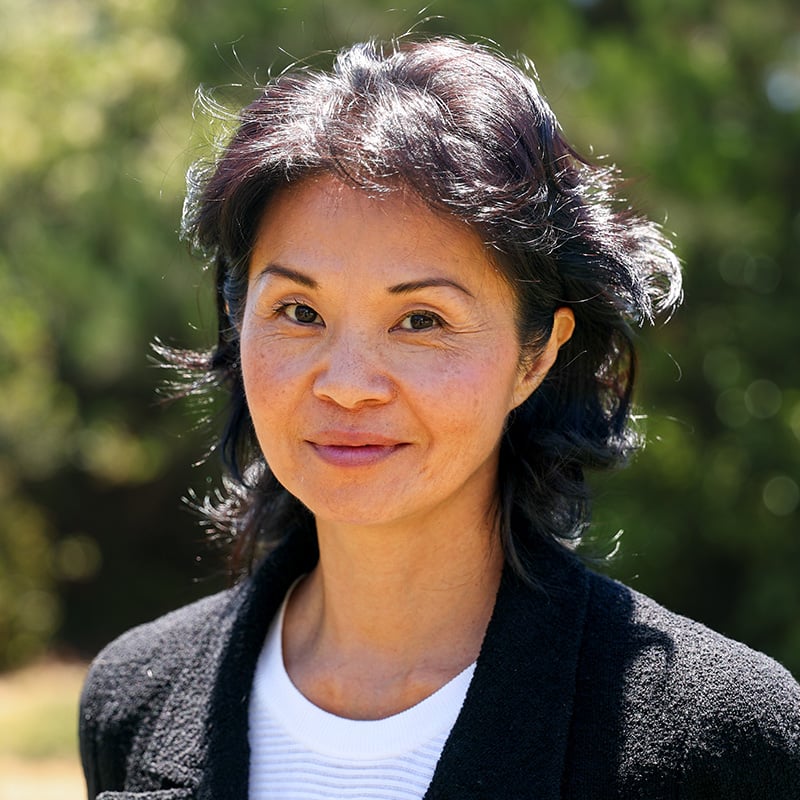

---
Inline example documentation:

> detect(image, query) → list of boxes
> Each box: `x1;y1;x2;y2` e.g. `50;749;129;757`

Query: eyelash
272;301;322;325
395;310;445;331
271;301;446;332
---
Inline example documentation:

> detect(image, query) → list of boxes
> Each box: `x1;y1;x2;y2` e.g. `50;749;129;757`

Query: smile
308;439;407;467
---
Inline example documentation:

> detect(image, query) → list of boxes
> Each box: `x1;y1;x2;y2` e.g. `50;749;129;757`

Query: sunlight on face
240;175;570;533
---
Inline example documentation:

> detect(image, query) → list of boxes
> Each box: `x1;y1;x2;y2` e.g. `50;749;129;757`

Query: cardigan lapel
424;543;590;800
139;532;318;799
134;533;587;799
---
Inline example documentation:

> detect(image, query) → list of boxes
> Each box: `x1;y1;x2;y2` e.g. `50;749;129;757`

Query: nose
312;330;394;409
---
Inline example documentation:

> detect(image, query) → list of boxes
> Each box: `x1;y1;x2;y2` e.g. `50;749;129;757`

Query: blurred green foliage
1;0;798;672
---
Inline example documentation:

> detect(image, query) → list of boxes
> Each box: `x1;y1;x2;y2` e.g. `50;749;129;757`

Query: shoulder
586;570;800;714
79;584;244;792
82;585;241;706
581;570;800;795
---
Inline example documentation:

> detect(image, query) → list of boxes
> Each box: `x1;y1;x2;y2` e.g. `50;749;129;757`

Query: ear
510;307;575;410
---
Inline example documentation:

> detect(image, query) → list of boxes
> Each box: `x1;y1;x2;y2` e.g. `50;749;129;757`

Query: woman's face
241;175;571;532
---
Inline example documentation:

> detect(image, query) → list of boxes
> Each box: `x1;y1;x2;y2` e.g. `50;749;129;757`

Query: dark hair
172;36;681;576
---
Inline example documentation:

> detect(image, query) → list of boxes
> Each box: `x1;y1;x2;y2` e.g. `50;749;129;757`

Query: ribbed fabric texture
248;591;475;799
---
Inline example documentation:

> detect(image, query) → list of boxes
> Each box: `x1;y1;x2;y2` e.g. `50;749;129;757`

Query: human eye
395;310;445;331
275;301;323;326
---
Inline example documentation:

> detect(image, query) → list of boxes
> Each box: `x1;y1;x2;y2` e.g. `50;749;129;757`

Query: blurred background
1;0;798;794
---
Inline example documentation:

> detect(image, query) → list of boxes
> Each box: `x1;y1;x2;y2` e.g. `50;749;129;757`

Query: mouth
307;434;408;467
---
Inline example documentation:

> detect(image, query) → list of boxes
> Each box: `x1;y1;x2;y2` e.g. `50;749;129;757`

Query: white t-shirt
248;590;475;799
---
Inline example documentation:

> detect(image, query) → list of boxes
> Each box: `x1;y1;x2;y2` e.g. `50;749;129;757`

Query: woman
79;37;800;798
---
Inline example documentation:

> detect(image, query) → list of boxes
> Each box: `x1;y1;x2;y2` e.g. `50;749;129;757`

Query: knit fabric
79;533;800;799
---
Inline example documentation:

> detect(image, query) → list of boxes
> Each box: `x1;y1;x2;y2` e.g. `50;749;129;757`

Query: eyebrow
255;264;474;298
387;278;474;298
255;264;319;289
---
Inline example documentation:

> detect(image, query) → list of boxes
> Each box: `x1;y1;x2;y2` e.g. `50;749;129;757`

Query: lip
307;432;408;467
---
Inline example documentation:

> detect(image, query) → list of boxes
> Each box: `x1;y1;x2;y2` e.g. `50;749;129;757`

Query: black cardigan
79;534;800;799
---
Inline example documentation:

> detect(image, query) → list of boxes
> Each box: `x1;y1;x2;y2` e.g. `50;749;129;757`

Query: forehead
257;174;475;243
249;174;512;294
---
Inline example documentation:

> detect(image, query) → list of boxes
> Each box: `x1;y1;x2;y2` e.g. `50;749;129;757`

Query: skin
241;174;574;719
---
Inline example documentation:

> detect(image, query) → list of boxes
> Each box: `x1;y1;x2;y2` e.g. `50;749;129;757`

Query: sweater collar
140;534;589;800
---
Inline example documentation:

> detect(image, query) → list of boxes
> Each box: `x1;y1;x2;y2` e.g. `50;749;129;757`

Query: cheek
410;353;516;438
240;335;270;412
240;332;304;424
240;356;306;476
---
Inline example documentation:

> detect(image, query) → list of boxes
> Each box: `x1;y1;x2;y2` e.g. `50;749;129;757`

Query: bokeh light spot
766;67;800;112
716;388;749;428
744;380;783;419
763;476;800;516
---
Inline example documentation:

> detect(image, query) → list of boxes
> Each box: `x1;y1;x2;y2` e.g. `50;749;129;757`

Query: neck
282;506;504;719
